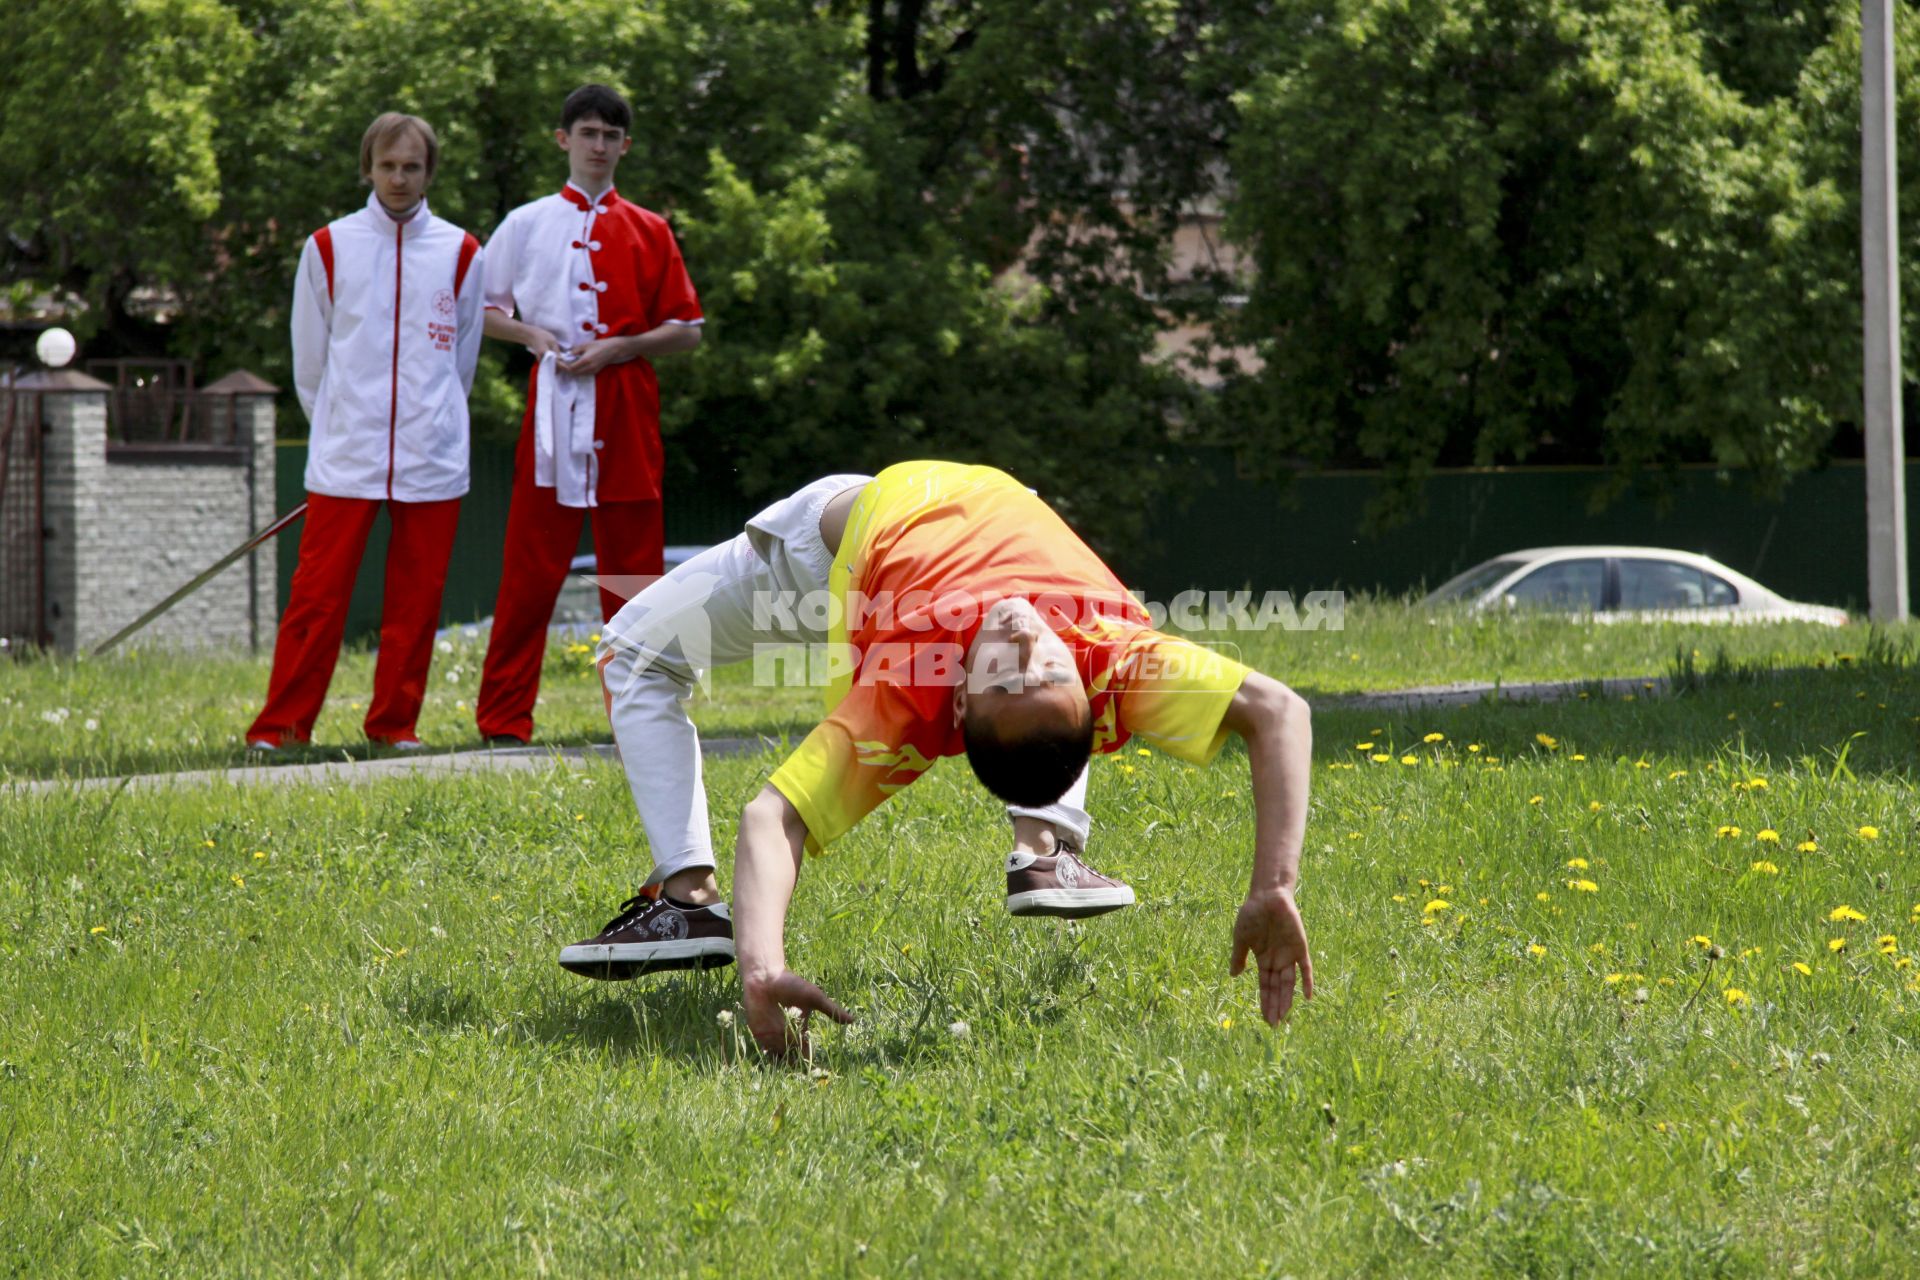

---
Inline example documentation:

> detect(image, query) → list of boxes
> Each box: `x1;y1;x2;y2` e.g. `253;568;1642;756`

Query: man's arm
1218;670;1315;1024
559;320;702;378
482;308;564;360
289;235;331;423
734;783;853;1057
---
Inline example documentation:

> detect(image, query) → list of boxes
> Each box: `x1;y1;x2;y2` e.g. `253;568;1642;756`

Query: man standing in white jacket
247;112;484;750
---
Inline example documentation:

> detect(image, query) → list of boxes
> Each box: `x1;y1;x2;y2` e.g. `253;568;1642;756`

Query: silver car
1423;547;1850;626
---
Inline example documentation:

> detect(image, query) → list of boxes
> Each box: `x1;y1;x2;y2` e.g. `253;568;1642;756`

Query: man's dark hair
961;699;1095;807
561;84;632;134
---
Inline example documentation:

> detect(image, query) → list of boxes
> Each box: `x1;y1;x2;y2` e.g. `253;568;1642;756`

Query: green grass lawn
1;598;1907;782
4;632;1917;1275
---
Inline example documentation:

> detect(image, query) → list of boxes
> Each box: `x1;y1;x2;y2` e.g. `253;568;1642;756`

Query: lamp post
1863;0;1909;620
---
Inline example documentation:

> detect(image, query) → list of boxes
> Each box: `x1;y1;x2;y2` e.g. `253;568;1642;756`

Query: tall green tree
1216;0;1907;525
0;0;251;349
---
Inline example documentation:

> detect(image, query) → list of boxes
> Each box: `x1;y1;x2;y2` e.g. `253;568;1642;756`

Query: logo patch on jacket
428;289;457;351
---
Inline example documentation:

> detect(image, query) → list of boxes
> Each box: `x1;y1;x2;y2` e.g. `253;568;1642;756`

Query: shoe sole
557;938;736;981
1006;886;1136;919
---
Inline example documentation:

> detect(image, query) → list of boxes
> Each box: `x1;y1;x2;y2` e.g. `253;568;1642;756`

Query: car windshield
1424;559;1525;604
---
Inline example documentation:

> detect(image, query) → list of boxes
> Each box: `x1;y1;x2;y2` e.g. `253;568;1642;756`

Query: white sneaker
390;739;427;752
246;739;278;753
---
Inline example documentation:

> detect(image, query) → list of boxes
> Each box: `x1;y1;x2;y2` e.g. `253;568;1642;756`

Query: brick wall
32;373;276;653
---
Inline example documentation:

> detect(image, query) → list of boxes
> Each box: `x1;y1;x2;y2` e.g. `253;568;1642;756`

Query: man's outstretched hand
742;969;854;1059
1229;887;1314;1025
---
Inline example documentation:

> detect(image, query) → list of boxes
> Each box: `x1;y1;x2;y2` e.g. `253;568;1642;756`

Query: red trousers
248;492;461;746
475;467;663;741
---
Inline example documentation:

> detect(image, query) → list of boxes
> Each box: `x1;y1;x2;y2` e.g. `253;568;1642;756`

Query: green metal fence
1120;453;1919;611
277;440;1916;642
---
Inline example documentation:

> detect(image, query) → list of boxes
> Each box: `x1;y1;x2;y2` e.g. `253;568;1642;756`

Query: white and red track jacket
291;194;484;503
482;183;702;508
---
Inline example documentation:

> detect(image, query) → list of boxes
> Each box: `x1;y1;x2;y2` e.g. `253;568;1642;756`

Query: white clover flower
948;1020;970;1039
716;1010;735;1028
83;718;99;732
437;640;454;654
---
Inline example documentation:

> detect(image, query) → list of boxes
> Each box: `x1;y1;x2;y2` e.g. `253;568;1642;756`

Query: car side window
1506;559;1606;611
1618;559;1738;610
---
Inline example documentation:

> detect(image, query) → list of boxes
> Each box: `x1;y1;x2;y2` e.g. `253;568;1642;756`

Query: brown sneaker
558;893;735;980
1005;848;1136;918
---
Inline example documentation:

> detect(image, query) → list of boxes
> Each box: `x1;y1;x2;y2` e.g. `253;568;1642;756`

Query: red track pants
475;467;662;742
247;492;461;746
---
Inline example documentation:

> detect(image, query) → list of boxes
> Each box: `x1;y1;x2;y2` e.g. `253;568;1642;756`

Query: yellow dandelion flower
1347;831;1362;840
1355;742;1374;751
1751;861;1779;875
1536;733;1559;750
1668;770;1688;780
1857;826;1880;840
1828;905;1868;923
1568;879;1599;894
1136;748;1151;757
1218;1016;1234;1030
1792;962;1813;976
1400;755;1419;766
1391;894;1407;903
1467;743;1482;753
1634;760;1651;770
1604;973;1624;985
1423;899;1451;914
1423;732;1445;744
1716;826;1742;839
1691;935;1713;949
1566;857;1589;869
1589;942;1608;955
1797;840;1819;853
253;850;267;860
1437;885;1452;894
1747;778;1769;791
1370;753;1391;764
1417;878;1431;887
1529;795;1544;805
1723;988;1749;1007
1570;753;1587;761
1536;892;1552;902
1829;938;1848;952
1756;829;1780;844
230;874;245;887
1589;801;1603;813
89;925;107;935
202;839;216;849
1659;976;1677;986
1527;943;1547;957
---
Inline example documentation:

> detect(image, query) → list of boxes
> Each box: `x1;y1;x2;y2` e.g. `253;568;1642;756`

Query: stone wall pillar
21;369;111;654
203;371;280;652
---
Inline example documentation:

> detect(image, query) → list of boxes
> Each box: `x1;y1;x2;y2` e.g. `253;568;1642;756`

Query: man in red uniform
248;112;483;751
475;84;705;744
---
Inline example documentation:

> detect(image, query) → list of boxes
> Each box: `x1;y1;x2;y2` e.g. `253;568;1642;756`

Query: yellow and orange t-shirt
768;461;1252;849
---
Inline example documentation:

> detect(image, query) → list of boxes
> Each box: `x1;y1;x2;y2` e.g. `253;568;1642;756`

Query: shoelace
604;894;660;932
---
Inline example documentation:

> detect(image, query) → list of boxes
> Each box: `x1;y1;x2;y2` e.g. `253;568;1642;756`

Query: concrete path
10;737;771;796
11;674;1664;796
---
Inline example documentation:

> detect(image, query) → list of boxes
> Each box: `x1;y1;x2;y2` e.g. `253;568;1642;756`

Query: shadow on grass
381;933;1100;1071
1301;643;1920;781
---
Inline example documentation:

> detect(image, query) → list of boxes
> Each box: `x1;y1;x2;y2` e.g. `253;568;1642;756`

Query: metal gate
0;380;45;651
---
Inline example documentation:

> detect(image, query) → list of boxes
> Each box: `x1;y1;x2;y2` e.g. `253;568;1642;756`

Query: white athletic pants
599;473;1093;888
